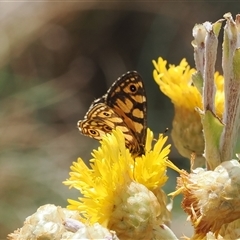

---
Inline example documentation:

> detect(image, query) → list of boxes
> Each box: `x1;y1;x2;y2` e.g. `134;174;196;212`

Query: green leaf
192;71;203;95
201;110;224;169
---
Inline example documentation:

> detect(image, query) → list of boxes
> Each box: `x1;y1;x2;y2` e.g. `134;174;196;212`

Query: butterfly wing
78;103;117;140
78;71;147;156
78;103;141;153
104;71;147;153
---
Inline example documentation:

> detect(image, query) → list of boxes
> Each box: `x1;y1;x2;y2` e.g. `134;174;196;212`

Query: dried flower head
7;204;119;240
170;160;240;238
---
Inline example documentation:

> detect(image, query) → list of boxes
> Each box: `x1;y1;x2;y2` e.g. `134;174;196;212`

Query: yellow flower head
134;129;170;189
153;57;199;110
64;128;171;238
64;128;133;225
152;57;224;117
152;57;224;167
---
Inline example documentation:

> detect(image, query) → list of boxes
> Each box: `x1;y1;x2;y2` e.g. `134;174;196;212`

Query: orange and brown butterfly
77;71;147;157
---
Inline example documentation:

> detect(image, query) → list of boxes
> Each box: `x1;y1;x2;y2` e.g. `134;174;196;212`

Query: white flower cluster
8;204;119;240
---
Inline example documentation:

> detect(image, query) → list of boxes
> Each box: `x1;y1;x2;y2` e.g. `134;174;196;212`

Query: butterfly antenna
164;127;169;134
152;127;169;142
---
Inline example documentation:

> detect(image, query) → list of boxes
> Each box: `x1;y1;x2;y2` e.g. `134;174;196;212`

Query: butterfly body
78;71;147;157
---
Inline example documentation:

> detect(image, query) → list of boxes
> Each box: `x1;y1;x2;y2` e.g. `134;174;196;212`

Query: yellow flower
152;57;224;167
134;128;170;189
152;57;224;117
64;128;173;239
64;128;134;225
153;58;199;110
214;72;224;118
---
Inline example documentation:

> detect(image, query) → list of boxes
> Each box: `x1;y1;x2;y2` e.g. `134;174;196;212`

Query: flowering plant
8;12;240;240
153;13;240;239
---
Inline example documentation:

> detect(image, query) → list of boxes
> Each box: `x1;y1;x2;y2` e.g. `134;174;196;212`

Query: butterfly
77;71;147;157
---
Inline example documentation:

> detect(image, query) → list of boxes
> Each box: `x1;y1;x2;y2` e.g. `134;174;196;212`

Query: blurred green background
1;2;237;238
